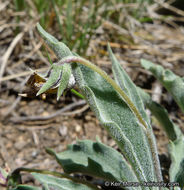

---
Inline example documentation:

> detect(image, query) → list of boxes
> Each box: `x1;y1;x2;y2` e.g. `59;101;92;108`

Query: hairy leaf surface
32;173;98;190
36;24;73;98
47;139;140;190
37;65;63;96
37;24;160;188
72;63;157;186
169;136;184;188
108;45;151;128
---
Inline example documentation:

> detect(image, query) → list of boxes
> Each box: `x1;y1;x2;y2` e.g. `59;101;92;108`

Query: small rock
32;151;38;158
59;126;68;136
14;141;27;150
75;124;81;133
85;115;91;121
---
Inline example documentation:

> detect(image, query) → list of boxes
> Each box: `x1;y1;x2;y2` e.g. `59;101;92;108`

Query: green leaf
0;167;8;179
137;87;181;141
108;44;151;129
140;60;184;188
36;65;63;96
141;59;184;113
32;173;98;190
10;185;41;190
57;64;72;100
37;23;72;59
36;24;161;188
36;23;73;97
47;139;140;190
169;136;184;188
72;63;157;185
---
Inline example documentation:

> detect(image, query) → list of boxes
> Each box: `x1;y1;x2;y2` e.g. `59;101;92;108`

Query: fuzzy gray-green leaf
57;64;72;100
36;65;63;96
169;136;184;188
141;59;184;113
108;45;151;128
36;24;73;96
46;139;140;190
72;63;157;187
37;25;159;188
32;173;98;190
37;23;72;59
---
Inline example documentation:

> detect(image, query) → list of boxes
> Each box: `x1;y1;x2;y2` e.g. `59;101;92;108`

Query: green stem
10;167;99;190
57;55;163;182
71;89;85;99
58;56;148;129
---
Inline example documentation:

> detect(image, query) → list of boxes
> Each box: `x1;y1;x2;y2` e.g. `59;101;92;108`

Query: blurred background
0;0;184;185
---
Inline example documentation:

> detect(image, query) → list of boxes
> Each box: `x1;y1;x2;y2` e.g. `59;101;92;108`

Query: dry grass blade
154;0;184;17
0;1;9;12
0;32;24;84
3;78;28;117
0;67;49;82
0;20;38;86
11;41;43;68
10;100;86;123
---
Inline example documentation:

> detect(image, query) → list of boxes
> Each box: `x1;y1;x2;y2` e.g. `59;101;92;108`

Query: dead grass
0;0;184;186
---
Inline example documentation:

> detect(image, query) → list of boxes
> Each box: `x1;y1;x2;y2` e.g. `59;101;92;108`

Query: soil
0;1;184;189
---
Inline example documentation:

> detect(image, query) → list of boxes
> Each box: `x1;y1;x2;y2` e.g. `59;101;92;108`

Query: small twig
0;67;49;82
0;32;24;84
0;99;10;105
11;100;86;123
31;130;39;145
154;0;184;17
0;18;40;86
103;20;129;35
0;1;9;11
11;41;43;69
30;30;51;66
3;78;28;117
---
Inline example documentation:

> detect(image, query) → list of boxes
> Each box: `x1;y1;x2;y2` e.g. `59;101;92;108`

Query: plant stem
58;56;148;129
71;89;85;99
57;55;163;183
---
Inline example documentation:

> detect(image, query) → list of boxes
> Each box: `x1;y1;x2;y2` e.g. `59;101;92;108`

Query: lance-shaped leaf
32;173;98;190
140;59;184;188
37;23;72;59
137;87;181;141
108;46;162;184
36;24;160;187
36;23;73;98
46;139;140;190
169;136;184;188
108;45;151;128
36;65;63;96
141;59;184;113
57;64;72;100
139;87;184;188
72;64;157;186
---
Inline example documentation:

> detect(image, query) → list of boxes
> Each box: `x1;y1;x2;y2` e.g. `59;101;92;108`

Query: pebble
75;124;81;133
59;126;68;136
